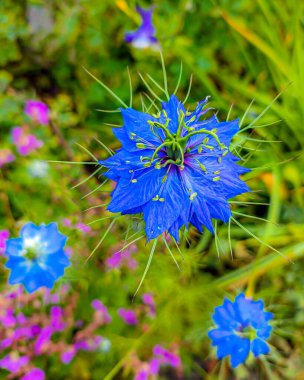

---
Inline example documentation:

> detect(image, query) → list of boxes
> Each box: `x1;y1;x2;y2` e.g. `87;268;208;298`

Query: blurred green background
0;0;303;379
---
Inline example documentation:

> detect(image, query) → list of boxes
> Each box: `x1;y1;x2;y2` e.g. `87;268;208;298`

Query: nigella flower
11;127;43;156
208;293;273;368
125;6;158;49
24;100;50;125
100;95;250;241
4;222;70;293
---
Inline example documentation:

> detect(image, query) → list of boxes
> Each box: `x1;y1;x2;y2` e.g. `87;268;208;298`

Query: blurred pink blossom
76;222;91;234
24;100;50;125
0;354;29;373
21;368;45;380
11;127;43;156
91;299;112;323
118;308;138;325
106;244;138;271
0;229;9;255
153;345;181;367
142;293;156;318
0;149;15;168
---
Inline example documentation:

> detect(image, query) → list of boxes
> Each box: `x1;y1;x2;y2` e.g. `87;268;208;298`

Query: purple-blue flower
4;222;70;293
208;293;273;368
99;95;250;241
125;6;158;49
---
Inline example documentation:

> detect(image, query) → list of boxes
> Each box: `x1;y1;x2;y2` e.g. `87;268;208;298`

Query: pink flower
61;347;76;364
106;244;138;271
0;354;29;373
142;293;156;318
21;368;45;380
118;308;138;325
24;100;50;125
76;222;91;234
74;335;102;351
91;299;112;323
153;345;181;367
0;308;16;327
11;127;43;156
0;229;9;255
0;149;15;168
50;306;65;331
106;252;123;269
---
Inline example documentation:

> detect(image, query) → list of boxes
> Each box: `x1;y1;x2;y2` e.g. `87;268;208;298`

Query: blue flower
208;293;273;368
4;222;70;293
100;95;250;241
125;6;158;49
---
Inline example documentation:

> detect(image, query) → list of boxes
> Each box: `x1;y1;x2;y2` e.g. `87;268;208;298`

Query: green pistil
24;247;38;261
236;326;257;340
146;112;225;170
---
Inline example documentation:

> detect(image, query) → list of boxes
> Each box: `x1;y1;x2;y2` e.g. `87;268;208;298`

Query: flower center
236;325;257;340
138;110;226;170
23;238;42;261
24;246;39;261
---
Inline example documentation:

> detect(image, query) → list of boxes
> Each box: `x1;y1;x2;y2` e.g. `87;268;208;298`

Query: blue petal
215;335;244;359
22;263;56;293
185;98;210;126
233;293;252;325
40;251;70;279
7;260;32;284
4;238;24;257
256;325;272;340
20;222;41;240
40;223;67;254
161;95;186;134
108;167;167;213
208;328;234;344
142;166;186;240
230;337;250;368
212;303;239;330
121;108;160;146
251;339;270;357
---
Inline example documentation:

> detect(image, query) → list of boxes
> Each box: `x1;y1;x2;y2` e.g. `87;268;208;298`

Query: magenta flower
142;293;156;318
11;127;43;156
106;244;138;271
21;368;45;380
0;354;29;373
61;347;76;364
50;306;65;331
24;100;50;125
0;229;9;255
76;222;91;234
118;308;138;325
91;299;112;323
0;149;15;168
153;345;181;367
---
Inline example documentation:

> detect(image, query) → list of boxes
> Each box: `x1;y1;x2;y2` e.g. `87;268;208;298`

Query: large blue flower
125;6;158;49
100;95;250;241
4;222;70;293
208;293;273;368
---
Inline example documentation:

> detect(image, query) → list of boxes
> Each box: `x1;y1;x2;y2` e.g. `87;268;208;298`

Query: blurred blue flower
4;223;70;293
125;6;158;49
100;95;250;241
208;293;273;368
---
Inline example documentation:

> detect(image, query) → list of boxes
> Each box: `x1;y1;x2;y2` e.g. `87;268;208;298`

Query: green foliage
0;0;303;378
